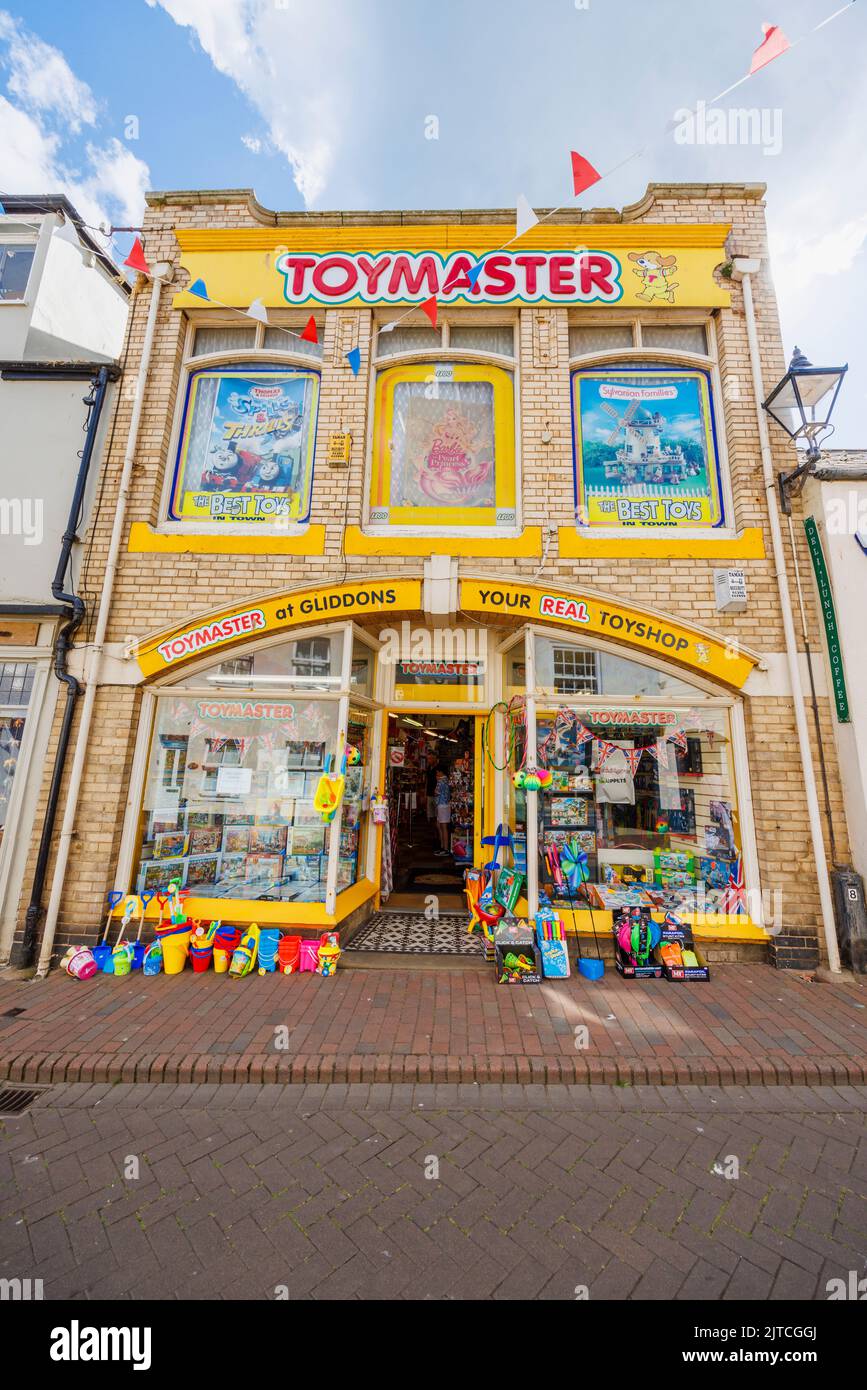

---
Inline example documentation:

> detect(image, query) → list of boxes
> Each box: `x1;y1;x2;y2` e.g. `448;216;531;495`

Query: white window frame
568;312;738;541
0;651;52;949
363;311;522;539
154;316;324;537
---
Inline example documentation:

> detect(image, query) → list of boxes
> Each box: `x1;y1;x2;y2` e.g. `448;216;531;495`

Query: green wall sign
804;515;850;723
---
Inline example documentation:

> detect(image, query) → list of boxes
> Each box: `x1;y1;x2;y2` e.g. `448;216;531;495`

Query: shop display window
530;704;741;917
134;694;339;902
209;635;342;692
0;661;35;851
168;361;320;525
369;362;516;529
339;707;374;891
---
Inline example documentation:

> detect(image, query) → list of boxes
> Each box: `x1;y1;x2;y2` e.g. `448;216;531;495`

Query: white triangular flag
246;298;269;324
379;320;397;334
515;194;538;240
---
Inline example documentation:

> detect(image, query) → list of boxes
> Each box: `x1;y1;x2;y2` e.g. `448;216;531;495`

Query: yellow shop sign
173;223;731;312
460;579;758;688
136;579;422;679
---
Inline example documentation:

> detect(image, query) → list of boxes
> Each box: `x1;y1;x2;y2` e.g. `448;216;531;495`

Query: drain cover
0;1086;47;1115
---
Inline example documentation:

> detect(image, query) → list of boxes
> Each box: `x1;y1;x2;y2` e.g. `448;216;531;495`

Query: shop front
112;573;767;951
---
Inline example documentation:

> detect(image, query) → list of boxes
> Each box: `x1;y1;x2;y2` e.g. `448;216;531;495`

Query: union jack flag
720;857;747;915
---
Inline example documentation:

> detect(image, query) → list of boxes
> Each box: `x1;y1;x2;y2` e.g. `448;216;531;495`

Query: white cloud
147;0;355;206
0;13;149;239
241;133;262;154
0;9;97;132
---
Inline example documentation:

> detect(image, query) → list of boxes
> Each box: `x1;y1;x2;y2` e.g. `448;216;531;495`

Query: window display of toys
62;944;98;980
513;766;553;791
229;923;260;977
317;931;341;976
313;750;347;822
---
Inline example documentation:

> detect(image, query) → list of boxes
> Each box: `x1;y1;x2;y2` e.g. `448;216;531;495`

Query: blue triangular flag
346;347;361;375
467;261;484;289
189;277;209;299
0;202;5;215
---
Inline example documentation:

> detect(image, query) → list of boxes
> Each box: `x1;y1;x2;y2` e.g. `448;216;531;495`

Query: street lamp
762;347;847;513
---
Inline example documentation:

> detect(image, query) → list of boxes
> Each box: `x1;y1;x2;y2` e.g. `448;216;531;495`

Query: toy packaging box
612;907;663;979
494;920;542;984
655;919;710;982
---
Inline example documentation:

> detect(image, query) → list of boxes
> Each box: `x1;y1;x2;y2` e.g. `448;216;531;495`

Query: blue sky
1;0;865;443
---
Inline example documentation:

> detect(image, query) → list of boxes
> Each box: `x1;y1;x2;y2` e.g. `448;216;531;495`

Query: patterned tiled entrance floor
1;1083;866;1300
346;912;480;956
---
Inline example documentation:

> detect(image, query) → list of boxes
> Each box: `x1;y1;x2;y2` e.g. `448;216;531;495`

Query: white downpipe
735;263;841;972
37;270;168;976
525;632;539;917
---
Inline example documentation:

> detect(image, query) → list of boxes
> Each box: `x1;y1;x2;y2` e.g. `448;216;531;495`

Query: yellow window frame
370;361;516;529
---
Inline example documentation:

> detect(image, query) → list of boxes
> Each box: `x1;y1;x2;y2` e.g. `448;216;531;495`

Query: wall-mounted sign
173;224;731;312
572;367;724;530
137;580;422;679
395;660;485;685
169;366;320;524
805;516;850;722
460;579;758;688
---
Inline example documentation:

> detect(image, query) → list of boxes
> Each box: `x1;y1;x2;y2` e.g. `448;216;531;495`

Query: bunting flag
122;236;151;275
574;720;596;748
467;261;485;289
646;740;672;772
378;320;396;334
300;314;318;344
246;297;268;324
720;857;747;915
595;740;619;773
345;346;361;374
749;22;790;73
420;295;438;328
624;747;645;778
515;193;538;239
55;218;83;251
570;150;601;197
188;277;209;299
668;728;688;755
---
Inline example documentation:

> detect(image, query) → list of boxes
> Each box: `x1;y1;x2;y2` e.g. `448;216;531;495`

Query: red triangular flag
300;314;318;344
123;237;150;275
570;150;601;198
420;295;438;328
749;23;790;74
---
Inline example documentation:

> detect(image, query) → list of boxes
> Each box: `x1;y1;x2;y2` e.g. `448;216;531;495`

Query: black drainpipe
9;364;114;968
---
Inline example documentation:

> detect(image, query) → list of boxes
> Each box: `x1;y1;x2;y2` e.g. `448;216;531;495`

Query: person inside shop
434;765;452;856
424;748;438;825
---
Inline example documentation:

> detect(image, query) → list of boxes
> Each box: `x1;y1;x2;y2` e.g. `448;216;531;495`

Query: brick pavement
2;1083;866;1300
1;963;866;1087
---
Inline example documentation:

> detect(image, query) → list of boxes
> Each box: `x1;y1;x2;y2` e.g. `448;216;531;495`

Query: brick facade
9;183;849;967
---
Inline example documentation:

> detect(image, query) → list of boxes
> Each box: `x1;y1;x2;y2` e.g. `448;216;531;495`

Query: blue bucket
578;957;605;981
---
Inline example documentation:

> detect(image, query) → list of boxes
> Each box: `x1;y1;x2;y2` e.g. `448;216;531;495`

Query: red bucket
277;935;301;974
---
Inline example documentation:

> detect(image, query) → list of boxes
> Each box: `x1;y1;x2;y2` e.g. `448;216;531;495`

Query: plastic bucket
277;935;301;974
189;945;213;974
578;957;605;981
213;927;241;974
161;927;191;975
112;943;135;977
64;945;98;980
299;939;319;973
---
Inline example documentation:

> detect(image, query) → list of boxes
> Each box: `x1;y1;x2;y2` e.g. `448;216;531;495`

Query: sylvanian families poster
572;367;724;529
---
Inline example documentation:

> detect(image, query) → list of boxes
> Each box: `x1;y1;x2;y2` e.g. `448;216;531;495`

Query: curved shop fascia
113;576;765;942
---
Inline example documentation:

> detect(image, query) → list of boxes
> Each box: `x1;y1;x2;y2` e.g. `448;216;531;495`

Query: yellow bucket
213;945;231;974
160;928;191;975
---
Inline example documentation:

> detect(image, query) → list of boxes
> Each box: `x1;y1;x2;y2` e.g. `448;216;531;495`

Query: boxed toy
494;919;542;984
535;909;570;979
655;914;710;982
612;906;663;979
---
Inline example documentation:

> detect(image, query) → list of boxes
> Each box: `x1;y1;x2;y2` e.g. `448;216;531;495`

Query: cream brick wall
13;184;848;962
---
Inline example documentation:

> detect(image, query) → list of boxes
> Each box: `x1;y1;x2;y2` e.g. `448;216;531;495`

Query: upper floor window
0;243;35;301
375;319;515;361
168;360;321;525
571;362;725;531
569;321;708;359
